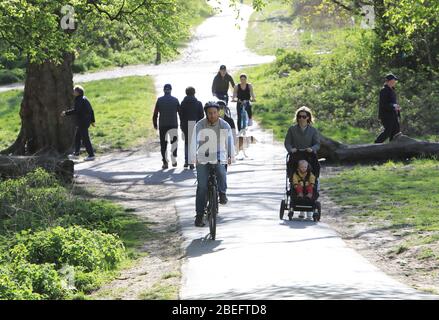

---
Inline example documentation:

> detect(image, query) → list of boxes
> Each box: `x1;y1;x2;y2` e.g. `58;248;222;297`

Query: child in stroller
280;150;321;222
292;160;316;201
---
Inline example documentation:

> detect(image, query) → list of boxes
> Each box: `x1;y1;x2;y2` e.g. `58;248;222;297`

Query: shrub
274;49;312;73
0;68;25;85
11;226;126;272
0;169;126;234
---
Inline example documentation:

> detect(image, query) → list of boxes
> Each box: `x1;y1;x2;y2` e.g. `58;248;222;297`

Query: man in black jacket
374;74;402;143
212;65;235;105
61;85;96;161
180;86;204;169
153;83;181;169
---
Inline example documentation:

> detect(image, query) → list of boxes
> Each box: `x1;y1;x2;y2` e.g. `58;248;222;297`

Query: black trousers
74;125;94;156
159;126;178;163
375;117;400;143
236;102;252;131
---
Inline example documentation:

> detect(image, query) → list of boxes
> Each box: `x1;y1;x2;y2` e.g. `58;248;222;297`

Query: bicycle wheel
207;184;218;240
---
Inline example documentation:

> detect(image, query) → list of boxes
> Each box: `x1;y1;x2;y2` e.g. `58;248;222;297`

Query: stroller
279;150;322;222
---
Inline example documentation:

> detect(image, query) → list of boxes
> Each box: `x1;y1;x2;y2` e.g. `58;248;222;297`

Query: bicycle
205;163;219;240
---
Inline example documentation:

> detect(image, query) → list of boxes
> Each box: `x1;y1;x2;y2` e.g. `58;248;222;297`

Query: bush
0;168;126;234
0;225;125;299
12;226;125;272
274;49;312;73
0;68;25;85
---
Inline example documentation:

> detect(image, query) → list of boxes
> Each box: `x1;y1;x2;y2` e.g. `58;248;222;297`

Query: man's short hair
186;86;196;96
74;85;85;95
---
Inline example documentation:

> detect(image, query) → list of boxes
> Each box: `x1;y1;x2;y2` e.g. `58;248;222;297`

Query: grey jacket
189;118;235;164
284;124;320;153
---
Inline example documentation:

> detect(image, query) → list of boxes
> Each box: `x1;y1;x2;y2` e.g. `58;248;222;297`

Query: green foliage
0;260;64;300
274;49;312;73
0;1;184;65
0;169;153;299
245;4;439;141
11;226;125;272
0;0;213;84
0;68;25;85
0;168;126;234
0;225;124;299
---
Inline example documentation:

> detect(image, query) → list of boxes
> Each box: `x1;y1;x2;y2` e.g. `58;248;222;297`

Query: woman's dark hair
186;86;195;96
295;106;314;124
240;73;247;80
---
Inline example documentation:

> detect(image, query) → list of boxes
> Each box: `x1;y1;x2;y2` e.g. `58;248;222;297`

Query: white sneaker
84;156;95;161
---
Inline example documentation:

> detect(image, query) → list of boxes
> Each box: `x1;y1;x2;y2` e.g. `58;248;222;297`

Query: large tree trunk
1;52;76;156
319;134;439;163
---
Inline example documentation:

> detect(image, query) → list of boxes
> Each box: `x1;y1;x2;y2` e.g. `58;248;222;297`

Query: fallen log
0;155;74;182
318;134;439;163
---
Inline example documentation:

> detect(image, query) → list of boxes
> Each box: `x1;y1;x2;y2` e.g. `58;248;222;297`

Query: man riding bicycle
212;65;235;105
189;101;235;227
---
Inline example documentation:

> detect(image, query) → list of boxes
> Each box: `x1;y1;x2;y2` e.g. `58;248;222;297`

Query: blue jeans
196;163;227;215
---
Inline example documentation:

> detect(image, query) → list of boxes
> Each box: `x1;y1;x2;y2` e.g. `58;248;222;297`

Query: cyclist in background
212;65;235;105
232;73;256;131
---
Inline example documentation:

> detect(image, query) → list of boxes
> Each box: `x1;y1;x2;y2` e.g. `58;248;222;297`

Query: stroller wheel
279;200;286;220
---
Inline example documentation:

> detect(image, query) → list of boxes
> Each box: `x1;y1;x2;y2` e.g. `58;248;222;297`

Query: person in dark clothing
61;85;96;161
375;73;402;143
153;83;181;169
180;86;204;169
232;73;256;132
212;65;235;105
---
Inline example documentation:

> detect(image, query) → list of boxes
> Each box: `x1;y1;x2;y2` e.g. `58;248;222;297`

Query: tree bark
0;155;74;182
318;134;439;163
1;52;76;156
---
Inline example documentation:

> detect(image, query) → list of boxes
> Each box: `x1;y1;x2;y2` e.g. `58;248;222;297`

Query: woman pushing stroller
282;106;321;220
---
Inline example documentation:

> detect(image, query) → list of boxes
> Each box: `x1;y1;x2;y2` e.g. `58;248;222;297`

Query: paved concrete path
72;1;436;299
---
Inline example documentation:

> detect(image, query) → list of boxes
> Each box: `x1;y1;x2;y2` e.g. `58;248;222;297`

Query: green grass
323;159;439;268
0;76;156;152
0;90;23;150
323;159;439;231
246;0;300;55
78;76;156;151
